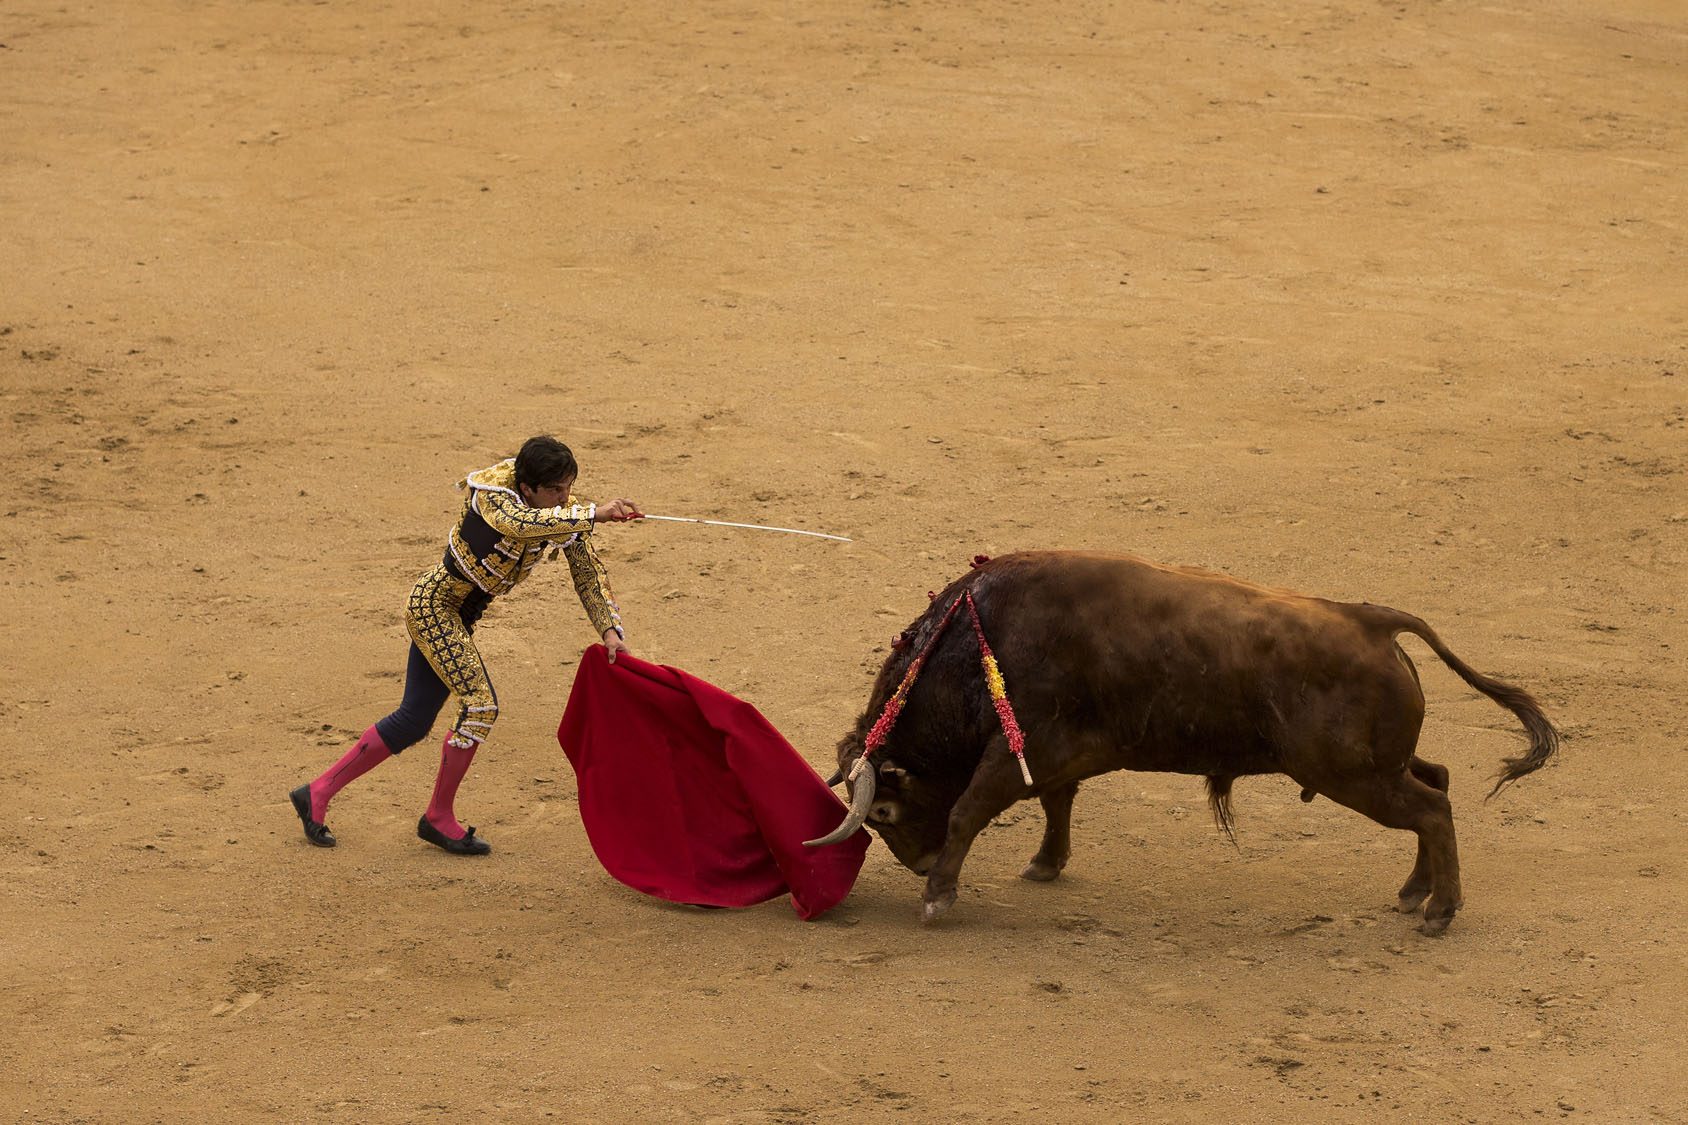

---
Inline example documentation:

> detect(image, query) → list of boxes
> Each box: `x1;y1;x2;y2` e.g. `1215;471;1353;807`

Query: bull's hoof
1020;859;1064;883
1419;901;1460;937
921;891;957;924
1395;889;1430;915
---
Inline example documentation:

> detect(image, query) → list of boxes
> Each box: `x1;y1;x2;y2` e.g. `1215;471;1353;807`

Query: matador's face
520;474;576;509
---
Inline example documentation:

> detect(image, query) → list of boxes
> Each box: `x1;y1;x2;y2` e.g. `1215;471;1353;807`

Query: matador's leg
297;640;449;836
406;570;501;749
407;570;497;853
291;638;447;848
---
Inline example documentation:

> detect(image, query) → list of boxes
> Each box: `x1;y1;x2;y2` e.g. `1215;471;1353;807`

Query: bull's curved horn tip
803;764;876;848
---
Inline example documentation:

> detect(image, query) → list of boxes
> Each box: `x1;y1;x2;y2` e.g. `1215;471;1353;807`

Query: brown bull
807;551;1558;935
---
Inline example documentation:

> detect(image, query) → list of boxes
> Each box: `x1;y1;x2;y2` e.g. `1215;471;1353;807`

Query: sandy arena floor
3;0;1685;1121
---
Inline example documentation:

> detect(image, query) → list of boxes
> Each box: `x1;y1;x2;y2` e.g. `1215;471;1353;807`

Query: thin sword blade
637;514;852;542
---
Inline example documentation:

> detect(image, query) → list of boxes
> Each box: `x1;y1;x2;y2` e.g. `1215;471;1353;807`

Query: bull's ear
878;762;909;786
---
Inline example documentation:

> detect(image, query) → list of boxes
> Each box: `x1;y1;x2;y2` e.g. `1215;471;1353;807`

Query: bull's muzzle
803;761;876;848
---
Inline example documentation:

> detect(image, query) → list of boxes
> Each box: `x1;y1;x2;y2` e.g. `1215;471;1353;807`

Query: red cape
557;646;869;919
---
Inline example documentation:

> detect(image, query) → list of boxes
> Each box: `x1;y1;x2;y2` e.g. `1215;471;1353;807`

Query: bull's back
972;552;1413;776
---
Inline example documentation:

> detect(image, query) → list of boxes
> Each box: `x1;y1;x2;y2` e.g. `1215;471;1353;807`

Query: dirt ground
3;0;1685;1121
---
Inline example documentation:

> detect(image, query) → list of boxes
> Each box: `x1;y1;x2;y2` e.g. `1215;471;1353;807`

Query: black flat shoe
290;785;336;848
417;816;491;856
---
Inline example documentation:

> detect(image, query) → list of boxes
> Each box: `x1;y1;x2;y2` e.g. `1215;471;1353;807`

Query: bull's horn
823;767;844;788
803;763;876;848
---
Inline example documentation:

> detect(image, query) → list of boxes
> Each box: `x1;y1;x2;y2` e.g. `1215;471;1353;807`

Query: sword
633;514;852;542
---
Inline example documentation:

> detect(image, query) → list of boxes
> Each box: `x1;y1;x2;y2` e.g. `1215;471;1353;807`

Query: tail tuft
1483;682;1561;800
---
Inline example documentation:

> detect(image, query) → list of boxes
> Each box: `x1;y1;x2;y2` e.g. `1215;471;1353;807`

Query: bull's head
805;732;951;875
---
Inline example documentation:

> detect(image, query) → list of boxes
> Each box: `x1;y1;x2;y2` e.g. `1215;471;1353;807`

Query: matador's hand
598;498;642;522
604;629;631;664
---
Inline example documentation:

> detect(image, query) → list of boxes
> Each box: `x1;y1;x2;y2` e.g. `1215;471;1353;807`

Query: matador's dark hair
513;435;578;492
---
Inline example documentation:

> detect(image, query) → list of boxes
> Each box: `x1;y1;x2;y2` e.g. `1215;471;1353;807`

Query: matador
290;435;639;854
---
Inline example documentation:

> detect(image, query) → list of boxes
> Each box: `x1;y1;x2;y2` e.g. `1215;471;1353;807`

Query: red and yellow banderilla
851;587;1033;786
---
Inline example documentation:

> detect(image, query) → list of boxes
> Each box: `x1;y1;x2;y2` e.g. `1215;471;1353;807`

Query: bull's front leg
922;738;1029;923
1021;780;1079;882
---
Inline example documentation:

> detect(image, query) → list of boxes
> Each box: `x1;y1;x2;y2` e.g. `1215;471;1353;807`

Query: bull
806;551;1558;935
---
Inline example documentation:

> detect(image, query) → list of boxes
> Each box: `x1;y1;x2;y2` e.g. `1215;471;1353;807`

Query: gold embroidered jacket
443;459;623;638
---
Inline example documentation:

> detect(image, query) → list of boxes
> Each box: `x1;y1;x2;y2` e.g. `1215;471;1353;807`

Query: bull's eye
868;802;900;824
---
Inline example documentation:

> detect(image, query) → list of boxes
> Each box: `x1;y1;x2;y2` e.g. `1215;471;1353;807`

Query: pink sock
308;725;393;821
424;737;478;840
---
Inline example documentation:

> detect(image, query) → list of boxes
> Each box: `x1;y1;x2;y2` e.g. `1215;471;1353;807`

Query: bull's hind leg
922;735;1028;923
1307;768;1462;936
1021;781;1079;882
1395;756;1452;915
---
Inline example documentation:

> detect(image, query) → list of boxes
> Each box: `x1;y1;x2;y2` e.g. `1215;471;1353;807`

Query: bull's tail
1365;606;1560;799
